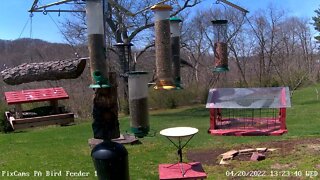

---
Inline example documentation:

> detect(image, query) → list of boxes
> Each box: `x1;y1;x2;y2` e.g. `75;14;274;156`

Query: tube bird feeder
212;20;229;72
170;17;183;89
114;43;134;76
128;71;150;137
86;1;128;179
86;0;110;88
151;4;175;90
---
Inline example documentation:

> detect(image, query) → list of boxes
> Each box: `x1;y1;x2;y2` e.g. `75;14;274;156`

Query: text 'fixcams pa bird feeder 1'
151;4;176;90
128;71;150;137
170;17;183;89
212;19;229;72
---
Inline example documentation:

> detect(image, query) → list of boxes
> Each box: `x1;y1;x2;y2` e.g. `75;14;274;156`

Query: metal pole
29;0;74;12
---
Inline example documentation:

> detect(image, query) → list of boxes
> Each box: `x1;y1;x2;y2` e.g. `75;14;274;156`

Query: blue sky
1;0;319;43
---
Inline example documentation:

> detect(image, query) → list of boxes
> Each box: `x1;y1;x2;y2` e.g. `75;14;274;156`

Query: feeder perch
89;70;110;88
212;20;229;72
128;71;150;137
206;87;291;136
151;4;176;90
170;17;183;90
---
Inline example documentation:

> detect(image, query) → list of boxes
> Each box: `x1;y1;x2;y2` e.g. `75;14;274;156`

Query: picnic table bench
4;87;74;130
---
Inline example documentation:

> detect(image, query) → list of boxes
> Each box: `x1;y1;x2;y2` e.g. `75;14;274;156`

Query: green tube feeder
212;20;229;73
89;71;111;88
174;77;183;90
170;17;183;90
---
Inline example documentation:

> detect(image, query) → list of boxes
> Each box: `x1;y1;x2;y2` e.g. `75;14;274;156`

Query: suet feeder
212;20;229;72
151;4;176;90
170;17;183;89
128;71;150;137
89;70;110;88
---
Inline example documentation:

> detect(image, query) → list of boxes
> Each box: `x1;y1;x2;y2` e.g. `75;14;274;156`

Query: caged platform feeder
206;87;291;136
212;19;229;72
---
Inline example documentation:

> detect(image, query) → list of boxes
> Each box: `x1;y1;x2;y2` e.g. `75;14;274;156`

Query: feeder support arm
218;0;249;14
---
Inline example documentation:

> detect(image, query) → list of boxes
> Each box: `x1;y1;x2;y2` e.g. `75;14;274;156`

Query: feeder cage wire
206;87;291;136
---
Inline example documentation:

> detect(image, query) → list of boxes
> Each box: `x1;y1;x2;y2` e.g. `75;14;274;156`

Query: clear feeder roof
206;87;291;109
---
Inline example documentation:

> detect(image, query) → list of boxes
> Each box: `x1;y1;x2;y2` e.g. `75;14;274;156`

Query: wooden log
1;58;87;85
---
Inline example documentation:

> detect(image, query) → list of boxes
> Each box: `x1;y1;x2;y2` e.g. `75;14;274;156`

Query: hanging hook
213;0;227;12
43;8;48;15
58;9;61;17
29;13;34;18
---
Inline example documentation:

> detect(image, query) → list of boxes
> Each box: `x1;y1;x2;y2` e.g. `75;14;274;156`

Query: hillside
0;38;87;71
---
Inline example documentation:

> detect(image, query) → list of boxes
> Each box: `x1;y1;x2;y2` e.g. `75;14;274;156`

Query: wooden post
15;104;23;119
92;72;120;139
209;108;216;130
279;108;287;130
50;100;59;114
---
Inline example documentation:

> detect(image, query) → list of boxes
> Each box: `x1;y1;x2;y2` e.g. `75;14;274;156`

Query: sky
0;0;319;43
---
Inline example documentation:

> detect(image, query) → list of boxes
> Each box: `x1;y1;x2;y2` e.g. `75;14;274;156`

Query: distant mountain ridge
0;38;87;71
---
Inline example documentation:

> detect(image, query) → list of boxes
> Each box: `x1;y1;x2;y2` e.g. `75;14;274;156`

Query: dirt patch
186;138;320;166
187;148;226;166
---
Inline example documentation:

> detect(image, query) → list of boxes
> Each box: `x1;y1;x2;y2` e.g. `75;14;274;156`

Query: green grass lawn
1;85;320;179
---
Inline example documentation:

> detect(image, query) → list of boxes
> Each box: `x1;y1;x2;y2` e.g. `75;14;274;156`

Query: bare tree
277;17;317;90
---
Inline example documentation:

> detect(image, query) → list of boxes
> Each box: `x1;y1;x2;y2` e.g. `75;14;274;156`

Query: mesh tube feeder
87;0;111;88
170;17;183;89
212;20;229;72
114;43;134;76
128;71;150;137
86;1;128;179
151;4;176;90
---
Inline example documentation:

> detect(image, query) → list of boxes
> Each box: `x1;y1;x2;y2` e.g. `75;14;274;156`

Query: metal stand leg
165;135;196;177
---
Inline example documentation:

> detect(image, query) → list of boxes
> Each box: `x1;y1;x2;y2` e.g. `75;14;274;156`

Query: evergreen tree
312;7;320;42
